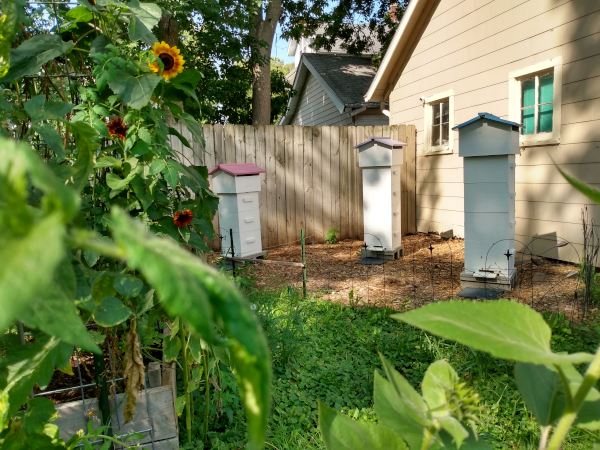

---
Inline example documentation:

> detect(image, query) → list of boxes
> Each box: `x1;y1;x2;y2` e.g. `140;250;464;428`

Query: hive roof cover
353;137;407;149
452;112;522;130
208;163;266;176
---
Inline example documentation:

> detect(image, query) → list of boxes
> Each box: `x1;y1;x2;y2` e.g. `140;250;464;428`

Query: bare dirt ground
216;233;592;319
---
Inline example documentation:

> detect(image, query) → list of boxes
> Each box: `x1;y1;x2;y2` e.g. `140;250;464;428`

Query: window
431;100;450;146
509;57;562;146
424;90;454;155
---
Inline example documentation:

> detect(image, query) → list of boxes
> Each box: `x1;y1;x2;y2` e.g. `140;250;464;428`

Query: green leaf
138;127;152;144
0;91;13;111
179;112;203;145
162;160;179;189
91;272;116;303
93;296;132;327
392;300;593;365
0;0;17;79
437;416;468;449
114;275;143;298
31;123;65;160
108;69;160;110
83;236;113;267
163;335;181;362
1;34;74;82
130;175;153;210
175;395;186;416
1;397;66;450
109;208;271;450
422;360;459;415
374;367;428;450
94;156;120;169
127;0;161;44
0;214;65;331
189;232;210;252
149;158;165;175
90;35;111;56
19;259;99;352
171;69;202;89
25;95;72;122
136;288;155;315
0;336;64;430
319;401;408;450
69;122;99;191
131;140;151;157
514;363;564;426
168;126;191;148
556;162;600;206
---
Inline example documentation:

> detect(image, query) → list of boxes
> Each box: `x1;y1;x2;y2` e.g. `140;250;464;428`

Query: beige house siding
389;0;600;262
290;73;353;126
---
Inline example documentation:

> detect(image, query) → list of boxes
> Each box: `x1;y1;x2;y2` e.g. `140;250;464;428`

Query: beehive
209;163;266;258
355;137;406;260
454;113;521;290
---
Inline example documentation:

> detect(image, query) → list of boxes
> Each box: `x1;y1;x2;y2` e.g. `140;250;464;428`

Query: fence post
301;229;307;298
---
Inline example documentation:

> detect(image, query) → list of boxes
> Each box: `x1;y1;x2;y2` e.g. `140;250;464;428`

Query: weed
325;228;340;244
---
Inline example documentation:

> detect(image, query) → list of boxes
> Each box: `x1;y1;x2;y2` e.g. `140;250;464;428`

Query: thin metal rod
74;348;88;423
230;228;235;278
301;229;307;298
33;378;124;397
23;73;91;78
136;319;156;450
106;336;123;432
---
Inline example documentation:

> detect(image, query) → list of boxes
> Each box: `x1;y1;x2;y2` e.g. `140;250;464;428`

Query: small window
521;72;554;136
424;90;454;155
431;100;450;146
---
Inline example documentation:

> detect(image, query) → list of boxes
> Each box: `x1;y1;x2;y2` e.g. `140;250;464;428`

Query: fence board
294;126;304;241
275;126;287;245
303;126;314;242
255;125;268;247
313;127;323;242
285;126;297;244
330;126;341;234
180;124;417;250
339;127;349;239
265;126;277;247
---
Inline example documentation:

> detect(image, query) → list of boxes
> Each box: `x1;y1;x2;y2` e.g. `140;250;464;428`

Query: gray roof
354;137;407;148
453;112;522;130
303;53;377;105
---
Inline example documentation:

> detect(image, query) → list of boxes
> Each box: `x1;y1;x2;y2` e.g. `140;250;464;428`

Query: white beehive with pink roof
209;163;266;258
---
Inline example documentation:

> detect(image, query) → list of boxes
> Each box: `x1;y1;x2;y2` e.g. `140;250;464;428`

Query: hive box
454;113;520;290
209;163;266;258
355;137;407;260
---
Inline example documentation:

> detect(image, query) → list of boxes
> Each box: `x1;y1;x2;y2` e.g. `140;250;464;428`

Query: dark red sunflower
174;209;194;228
107;117;128;140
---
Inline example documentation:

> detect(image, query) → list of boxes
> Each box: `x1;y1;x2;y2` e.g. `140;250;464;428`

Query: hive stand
454;113;521;292
355;137;407;262
209;163;266;260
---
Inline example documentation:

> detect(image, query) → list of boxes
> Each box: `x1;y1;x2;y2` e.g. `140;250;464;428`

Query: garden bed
220;233;591;319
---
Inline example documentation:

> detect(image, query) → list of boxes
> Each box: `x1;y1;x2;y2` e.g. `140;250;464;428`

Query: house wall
290;72;353;126
389;0;600;262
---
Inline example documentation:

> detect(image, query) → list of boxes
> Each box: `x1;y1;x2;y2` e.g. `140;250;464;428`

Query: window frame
509;57;562;147
423;90;454;155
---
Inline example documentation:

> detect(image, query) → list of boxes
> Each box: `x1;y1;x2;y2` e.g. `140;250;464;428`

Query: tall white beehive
209;163;266;258
355;137;406;260
454;113;520;290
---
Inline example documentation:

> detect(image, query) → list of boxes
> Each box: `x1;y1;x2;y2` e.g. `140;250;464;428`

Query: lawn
178;285;600;450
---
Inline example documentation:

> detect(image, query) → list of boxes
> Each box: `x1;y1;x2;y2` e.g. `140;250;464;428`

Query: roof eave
364;0;430;103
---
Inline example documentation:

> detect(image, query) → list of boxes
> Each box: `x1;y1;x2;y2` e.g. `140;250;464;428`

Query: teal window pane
522;106;534;135
522;78;535;107
538;103;553;133
539;72;554;104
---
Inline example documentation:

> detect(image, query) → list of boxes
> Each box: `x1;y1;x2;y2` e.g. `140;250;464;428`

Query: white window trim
509;57;562;147
423;90;454;155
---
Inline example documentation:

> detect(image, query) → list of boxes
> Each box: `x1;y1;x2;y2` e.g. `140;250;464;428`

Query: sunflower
107;117;128;140
149;41;185;80
174;209;194;228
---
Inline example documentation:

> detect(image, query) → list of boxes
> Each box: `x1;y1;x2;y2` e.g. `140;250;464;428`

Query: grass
180;286;600;450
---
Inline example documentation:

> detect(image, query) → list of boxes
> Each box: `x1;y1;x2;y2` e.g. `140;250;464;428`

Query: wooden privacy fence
175;124;416;249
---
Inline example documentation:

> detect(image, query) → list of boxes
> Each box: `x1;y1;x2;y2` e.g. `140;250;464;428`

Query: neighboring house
280;27;389;127
365;0;600;262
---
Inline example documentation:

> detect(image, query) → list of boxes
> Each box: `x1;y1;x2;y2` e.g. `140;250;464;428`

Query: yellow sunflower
149;41;185;80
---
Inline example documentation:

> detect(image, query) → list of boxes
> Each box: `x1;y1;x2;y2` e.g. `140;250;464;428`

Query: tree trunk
249;0;283;125
158;13;179;47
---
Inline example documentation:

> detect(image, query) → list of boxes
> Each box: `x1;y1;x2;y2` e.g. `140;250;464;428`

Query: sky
271;24;295;64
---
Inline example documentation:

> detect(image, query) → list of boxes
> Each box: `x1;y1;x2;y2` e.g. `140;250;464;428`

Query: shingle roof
208;163;266;176
354;137;407;148
303;53;377;105
452;112;522;130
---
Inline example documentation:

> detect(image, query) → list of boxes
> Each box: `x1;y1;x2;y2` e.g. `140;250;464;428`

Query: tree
249;0;408;124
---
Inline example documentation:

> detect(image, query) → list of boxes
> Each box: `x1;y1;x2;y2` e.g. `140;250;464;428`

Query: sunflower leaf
108;69;161;110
